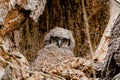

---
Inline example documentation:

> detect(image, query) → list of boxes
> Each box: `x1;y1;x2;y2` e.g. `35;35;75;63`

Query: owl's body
31;44;74;70
31;27;75;71
102;14;120;79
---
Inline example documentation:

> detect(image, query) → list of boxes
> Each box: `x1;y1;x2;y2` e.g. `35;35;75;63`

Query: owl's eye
62;38;70;46
50;36;59;43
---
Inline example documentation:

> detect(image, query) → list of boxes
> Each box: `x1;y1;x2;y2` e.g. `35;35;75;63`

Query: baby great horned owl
31;27;75;71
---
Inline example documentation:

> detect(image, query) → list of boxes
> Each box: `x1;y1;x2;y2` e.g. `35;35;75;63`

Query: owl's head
43;27;75;50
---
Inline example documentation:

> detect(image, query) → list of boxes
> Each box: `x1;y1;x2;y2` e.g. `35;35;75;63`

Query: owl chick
43;27;75;51
102;14;120;80
31;27;75;71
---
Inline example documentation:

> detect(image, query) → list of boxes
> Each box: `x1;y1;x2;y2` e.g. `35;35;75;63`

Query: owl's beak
57;40;62;48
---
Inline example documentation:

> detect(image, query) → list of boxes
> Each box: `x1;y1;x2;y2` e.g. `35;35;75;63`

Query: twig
81;0;96;79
